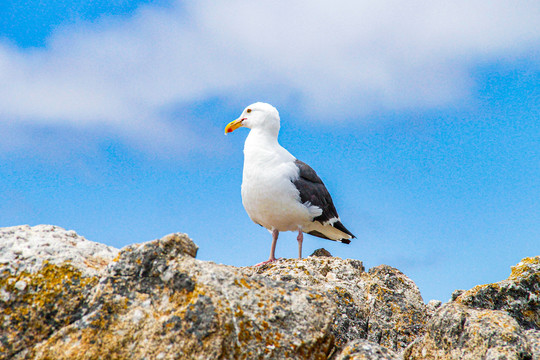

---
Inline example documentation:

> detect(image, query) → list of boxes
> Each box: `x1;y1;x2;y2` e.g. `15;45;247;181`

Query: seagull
225;102;355;265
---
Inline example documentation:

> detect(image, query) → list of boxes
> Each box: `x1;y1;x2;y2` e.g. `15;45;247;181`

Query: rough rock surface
335;339;401;360
0;225;118;276
16;231;337;360
404;302;532;359
526;330;540;360
1;225;539;360
310;248;333;257
242;258;427;352
0;225;118;359
405;256;540;360
455;256;540;330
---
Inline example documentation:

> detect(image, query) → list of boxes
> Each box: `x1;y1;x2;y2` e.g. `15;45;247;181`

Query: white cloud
0;0;539;152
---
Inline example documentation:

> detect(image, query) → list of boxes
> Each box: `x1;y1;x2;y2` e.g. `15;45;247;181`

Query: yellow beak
224;118;244;134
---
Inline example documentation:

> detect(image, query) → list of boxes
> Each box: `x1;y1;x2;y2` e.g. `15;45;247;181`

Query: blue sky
0;0;538;302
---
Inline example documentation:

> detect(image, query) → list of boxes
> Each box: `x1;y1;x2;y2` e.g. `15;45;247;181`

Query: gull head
225;102;280;135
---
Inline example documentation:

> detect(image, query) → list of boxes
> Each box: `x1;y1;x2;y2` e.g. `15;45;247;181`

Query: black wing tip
340;238;352;244
333;221;355;239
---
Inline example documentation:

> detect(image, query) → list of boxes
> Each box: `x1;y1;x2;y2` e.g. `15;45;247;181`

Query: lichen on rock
241;257;427;352
404;302;533;360
2;224;538;360
27;232;337;360
405;255;540;360
454;255;540;330
0;225;118;360
335;339;401;360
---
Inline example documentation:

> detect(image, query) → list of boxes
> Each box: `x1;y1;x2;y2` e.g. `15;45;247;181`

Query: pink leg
297;229;303;259
269;229;279;261
254;229;280;266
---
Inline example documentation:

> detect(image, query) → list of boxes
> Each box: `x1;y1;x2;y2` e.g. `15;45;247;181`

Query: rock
405;256;540;360
526;330;540;360
335;339;401;360
158;232;199;259
365;265;426;352
242;258;426;352
450;289;465;301
0;225;119;360
426;300;442;317
3;224;538;360
310;248;332;257
25;233;337;360
0;225;118;276
454;256;540;330
404;302;533;360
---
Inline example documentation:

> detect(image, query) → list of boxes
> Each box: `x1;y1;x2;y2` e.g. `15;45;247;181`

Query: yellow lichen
0;262;99;359
235;305;244;317
509;256;540;280
455;283;501;303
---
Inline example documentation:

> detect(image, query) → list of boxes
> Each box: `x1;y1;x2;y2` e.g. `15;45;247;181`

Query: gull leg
297;229;303;259
254;229;280;266
269;229;279;261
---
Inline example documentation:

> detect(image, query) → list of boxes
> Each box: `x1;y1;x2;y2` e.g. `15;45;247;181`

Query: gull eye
246;109;252;113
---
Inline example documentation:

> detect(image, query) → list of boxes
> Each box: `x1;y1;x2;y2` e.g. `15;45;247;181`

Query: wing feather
292;160;355;239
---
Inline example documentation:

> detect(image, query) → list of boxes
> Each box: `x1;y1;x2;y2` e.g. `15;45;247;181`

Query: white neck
245;127;278;148
243;128;295;168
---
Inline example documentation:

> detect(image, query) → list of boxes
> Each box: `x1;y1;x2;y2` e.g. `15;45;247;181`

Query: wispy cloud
1;0;539;153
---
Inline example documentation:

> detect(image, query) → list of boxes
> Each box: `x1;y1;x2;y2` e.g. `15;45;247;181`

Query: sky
0;0;538;302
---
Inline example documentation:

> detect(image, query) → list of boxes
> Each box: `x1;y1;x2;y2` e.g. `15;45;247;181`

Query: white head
225;102;280;136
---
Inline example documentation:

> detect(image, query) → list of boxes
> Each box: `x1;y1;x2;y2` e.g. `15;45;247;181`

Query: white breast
240;130;313;231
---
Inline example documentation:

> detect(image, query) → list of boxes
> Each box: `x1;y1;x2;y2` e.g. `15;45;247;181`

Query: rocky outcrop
0;225;118;359
26;233;336;360
404;256;540;360
0;225;538;359
404;303;532;359
455;256;540;330
242;258;426;351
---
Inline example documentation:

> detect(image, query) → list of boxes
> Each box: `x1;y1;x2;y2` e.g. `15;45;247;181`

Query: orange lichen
509;256;540;280
0;262;99;359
